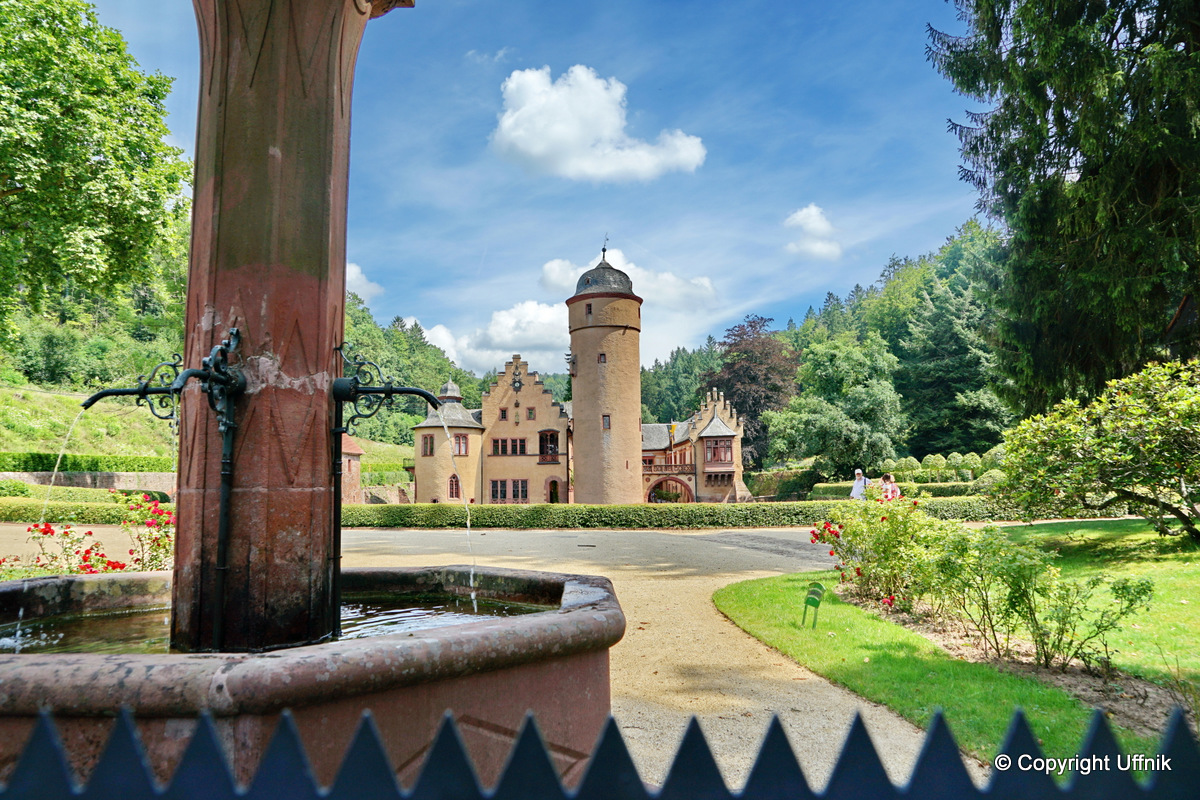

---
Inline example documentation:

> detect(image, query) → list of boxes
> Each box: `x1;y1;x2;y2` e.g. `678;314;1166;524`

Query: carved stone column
174;0;412;651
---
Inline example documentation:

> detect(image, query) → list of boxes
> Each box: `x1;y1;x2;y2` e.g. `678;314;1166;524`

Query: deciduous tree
1002;360;1200;542
0;0;188;317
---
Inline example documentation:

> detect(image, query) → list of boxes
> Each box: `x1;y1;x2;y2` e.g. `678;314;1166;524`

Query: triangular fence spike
1067;709;1139;799
80;708;157;800
657;718;731;800
409;714;483;800
574;718;650;800
163;713;237;800
904;710;979;799
821;713;897;800
1145;707;1200;800
2;710;76;800
328;711;401;800
492;715;566;800
739;716;814;800
243;711;321;800
987;708;1058;800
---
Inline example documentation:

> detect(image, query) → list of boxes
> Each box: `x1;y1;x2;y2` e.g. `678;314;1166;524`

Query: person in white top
849;468;870;499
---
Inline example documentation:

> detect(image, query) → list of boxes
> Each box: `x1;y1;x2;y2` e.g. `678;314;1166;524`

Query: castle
412;253;752;504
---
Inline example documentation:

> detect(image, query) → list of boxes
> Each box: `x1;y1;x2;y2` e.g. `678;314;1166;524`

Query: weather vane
602;233;609;261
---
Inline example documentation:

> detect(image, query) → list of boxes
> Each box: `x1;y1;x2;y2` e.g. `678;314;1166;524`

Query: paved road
0;523;965;789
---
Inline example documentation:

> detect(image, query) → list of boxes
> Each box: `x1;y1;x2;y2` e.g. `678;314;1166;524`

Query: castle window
705;438;733;463
602;415;611;430
448;475;461;499
514;480;528;502
421;434;434;457
453;434;468;456
499;408;508;421
527;408;536;420
597;353;606;363
585;303;592;316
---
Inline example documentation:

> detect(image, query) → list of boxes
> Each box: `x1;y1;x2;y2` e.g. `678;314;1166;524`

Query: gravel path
0;523;976;790
340;525;950;790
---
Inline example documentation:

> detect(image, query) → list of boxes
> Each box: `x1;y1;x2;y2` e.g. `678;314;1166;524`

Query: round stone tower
412;380;483;504
567;250;643;504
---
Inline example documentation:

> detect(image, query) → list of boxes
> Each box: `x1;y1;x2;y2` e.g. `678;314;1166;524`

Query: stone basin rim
0;565;625;718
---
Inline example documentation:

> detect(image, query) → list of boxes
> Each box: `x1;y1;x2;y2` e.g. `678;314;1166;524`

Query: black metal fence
1;707;1196;799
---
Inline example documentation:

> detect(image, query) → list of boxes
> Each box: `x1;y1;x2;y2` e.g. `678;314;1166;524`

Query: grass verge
712;570;1162;766
1003;519;1200;684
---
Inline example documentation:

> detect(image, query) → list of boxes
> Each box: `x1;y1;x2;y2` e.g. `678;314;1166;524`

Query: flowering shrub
114;490;175;571
811;497;959;609
18;521;127;574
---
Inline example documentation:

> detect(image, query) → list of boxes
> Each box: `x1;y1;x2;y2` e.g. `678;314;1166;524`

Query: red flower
829;549;836;556
881;516;888;522
855;567;862;576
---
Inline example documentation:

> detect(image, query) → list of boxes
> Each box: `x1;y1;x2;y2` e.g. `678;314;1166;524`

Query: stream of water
38;409;86;524
436;408;476;609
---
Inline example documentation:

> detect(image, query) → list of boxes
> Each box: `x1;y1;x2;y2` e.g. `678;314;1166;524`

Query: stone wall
0;472;176;497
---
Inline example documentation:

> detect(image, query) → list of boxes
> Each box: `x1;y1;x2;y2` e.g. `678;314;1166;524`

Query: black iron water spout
80;329;244;650
330;344;440;635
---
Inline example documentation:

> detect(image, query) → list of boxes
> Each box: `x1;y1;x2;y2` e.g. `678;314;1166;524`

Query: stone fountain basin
0;566;624;787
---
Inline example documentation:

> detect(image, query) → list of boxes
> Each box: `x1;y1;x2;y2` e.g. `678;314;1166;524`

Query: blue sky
91;0;979;376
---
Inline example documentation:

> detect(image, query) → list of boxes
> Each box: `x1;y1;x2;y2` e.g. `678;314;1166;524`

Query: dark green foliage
743;468;824;499
702;317;798;469
929;0;1200;413
896;224;1012;457
641;339;723;423
764;332;906;475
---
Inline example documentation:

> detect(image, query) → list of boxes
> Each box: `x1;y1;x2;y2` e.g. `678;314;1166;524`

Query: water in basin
0;594;548;654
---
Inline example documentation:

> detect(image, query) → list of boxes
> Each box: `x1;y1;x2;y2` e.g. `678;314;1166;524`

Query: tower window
453;434;468;456
597;353;606;363
602;414;611;430
421;434;434;456
585;303;593;315
448;475;460;499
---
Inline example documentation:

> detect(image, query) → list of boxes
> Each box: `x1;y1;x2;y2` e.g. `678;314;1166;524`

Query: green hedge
362;471;410;487
743;468;823;499
0;496;1123;529
809;481;976;499
0;482;170;503
0;453;174;473
359;460;413;472
0;498;174;525
340;497;1017;529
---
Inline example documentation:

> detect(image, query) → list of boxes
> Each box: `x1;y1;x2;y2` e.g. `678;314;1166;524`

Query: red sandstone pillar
174;0;413;652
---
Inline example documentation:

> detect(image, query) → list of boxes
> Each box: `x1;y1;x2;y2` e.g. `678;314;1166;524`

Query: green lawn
713;571;1161;765
1002;519;1200;683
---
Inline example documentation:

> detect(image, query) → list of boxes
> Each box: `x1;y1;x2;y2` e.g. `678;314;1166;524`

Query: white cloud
346;262;385;303
418;248;726;375
466;47;513;64
783;203;842;261
491;65;706;182
414;302;570;375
